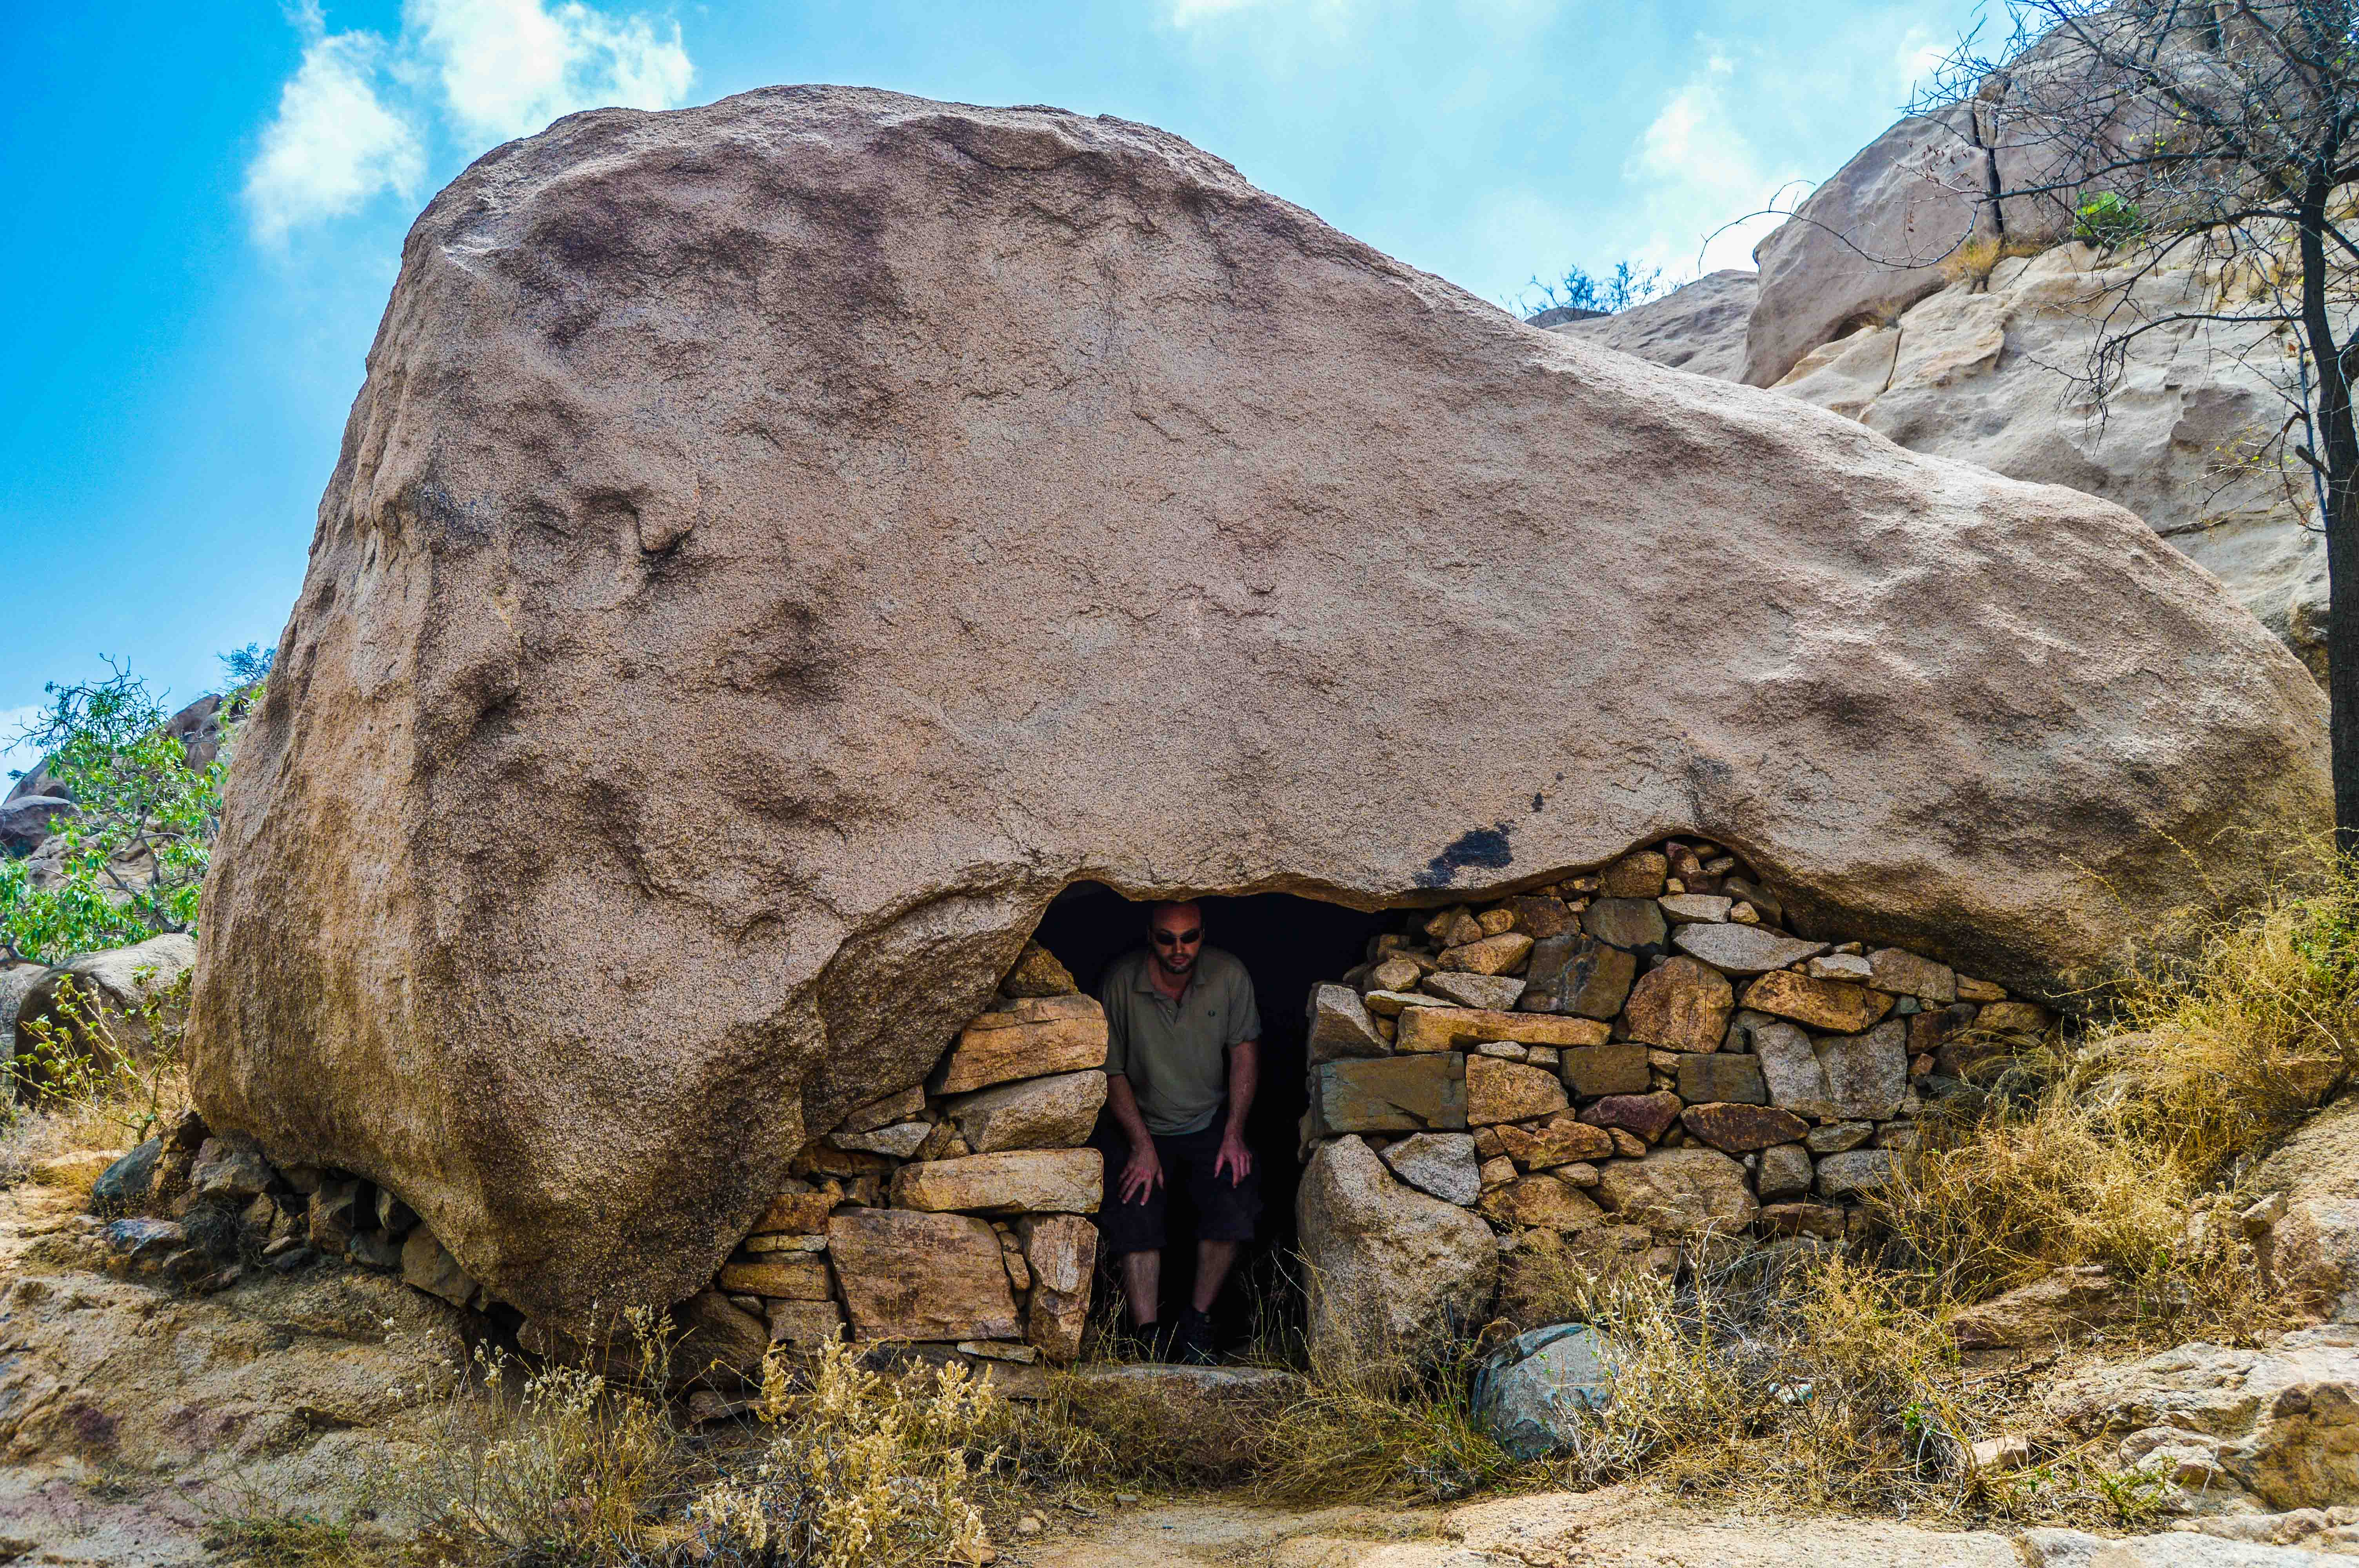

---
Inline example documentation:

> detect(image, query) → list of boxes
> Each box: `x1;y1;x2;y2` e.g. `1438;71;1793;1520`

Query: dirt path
0;1155;471;1564
1024;1489;2028;1568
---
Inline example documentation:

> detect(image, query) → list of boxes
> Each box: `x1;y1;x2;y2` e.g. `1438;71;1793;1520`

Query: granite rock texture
185;86;2328;1325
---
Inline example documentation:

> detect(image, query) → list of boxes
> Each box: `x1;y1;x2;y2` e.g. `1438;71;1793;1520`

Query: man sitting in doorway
1092;899;1261;1364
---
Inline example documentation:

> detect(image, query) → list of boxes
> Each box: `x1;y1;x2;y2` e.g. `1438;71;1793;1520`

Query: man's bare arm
1215;1039;1258;1184
1105;1073;1163;1203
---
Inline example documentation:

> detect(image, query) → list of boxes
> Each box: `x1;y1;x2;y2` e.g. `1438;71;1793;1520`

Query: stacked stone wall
92;945;1109;1399
102;837;2052;1379
1300;835;2052;1298
689;946;1109;1392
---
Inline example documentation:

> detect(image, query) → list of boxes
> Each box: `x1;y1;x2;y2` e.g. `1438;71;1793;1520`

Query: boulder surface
186;86;2328;1324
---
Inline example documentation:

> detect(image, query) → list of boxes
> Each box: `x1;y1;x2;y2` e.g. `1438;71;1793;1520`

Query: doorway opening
1028;883;1393;1356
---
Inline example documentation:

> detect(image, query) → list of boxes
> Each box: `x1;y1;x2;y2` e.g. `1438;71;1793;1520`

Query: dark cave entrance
1028;883;1393;1352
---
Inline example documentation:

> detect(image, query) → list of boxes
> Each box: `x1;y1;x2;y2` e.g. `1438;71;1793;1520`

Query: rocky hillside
1560;180;2325;678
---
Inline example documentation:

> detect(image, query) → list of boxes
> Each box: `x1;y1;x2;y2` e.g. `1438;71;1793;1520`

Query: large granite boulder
1585;254;2327;675
185;86;2328;1326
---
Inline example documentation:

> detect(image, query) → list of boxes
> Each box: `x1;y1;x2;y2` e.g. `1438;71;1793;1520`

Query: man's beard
1156;950;1196;978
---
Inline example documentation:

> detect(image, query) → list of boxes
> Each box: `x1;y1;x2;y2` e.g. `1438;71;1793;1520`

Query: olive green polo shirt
1098;944;1262;1136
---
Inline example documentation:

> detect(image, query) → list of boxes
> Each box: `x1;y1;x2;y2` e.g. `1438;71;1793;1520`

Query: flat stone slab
1314;1052;1468;1133
829;1209;1020;1342
1583;898;1668;951
1674;924;1830;974
1559;1043;1652;1098
932;995;1110;1094
1396;1007;1608;1054
889;1149;1104;1214
1741;970;1895;1034
946;1069;1106;1152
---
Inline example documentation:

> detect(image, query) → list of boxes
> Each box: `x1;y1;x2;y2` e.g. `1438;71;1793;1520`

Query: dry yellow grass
1876;853;2359;1331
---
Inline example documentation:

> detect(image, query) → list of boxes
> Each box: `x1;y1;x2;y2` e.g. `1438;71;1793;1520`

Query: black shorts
1092;1108;1263;1255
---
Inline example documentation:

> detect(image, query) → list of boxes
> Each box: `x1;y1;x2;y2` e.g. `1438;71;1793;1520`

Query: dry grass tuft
1876;855;2359;1330
1;968;191;1194
389;1321;1107;1567
1937;233;2054;285
1249;1335;1525;1505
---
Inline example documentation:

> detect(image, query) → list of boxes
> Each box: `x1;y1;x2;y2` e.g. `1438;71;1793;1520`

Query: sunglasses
1152;927;1203;946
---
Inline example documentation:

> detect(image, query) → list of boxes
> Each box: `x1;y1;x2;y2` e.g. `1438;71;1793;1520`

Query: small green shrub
2074;191;2145;247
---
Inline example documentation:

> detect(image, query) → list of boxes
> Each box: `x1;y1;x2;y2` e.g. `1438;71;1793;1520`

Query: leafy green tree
0;665;225;966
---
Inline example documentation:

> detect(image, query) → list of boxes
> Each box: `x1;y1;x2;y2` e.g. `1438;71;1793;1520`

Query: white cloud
244;7;426;244
1161;0;1353;28
1620;47;1810;276
406;0;694;143
243;0;694;242
1892;25;1951;99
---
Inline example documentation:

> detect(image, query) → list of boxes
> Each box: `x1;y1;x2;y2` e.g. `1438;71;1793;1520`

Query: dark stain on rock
1418;823;1514;887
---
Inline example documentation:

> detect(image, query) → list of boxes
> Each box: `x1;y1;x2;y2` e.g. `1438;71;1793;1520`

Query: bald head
1148;900;1205;980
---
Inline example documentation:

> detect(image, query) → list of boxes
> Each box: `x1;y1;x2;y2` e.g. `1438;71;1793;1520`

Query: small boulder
1741;971;1895;1034
1816;1149;1894;1199
1466;1056;1570;1126
1579;1091;1682;1142
1298;1136;1497;1378
1868;948;1956;1003
1756;1143;1813;1200
189;1135;275;1205
946;1069;1107;1152
90;1136;162;1216
1480;1172;1607;1232
1494;1112;1614;1170
1307;984;1389;1062
1680;1103;1809;1154
401;1227;481;1308
1600;851;1669;899
1676;1052;1767;1105
1439;933;1533;976
1002;941;1078;998
1523;935;1637;1019
1583;899;1668;953
1473;1323;1612;1460
1948;1265;2122;1351
1559;1043;1651;1098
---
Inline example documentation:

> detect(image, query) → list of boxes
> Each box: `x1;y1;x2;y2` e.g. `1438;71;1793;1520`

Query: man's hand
1216;1129;1253;1186
1120;1142;1165;1206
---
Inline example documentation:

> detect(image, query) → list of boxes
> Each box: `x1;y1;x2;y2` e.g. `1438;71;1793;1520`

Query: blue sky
2;0;1974;772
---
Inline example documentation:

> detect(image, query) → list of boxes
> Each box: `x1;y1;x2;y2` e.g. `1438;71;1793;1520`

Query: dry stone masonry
86;938;1104;1399
1298;835;2050;1365
679;946;1106;1392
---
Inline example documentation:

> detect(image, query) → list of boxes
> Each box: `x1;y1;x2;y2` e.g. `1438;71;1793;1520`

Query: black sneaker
1171;1308;1216;1365
1137;1319;1176;1363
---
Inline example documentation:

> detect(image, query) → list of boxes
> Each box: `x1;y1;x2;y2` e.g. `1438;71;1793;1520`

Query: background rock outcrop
188;86;2327;1325
1570;17;2332;674
1556;269;1756;382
